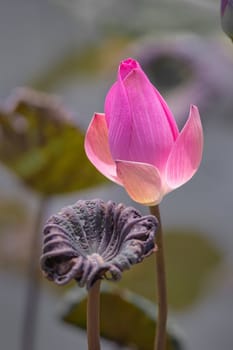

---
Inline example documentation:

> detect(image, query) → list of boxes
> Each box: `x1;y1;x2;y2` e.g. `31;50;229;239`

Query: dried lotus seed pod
41;199;157;289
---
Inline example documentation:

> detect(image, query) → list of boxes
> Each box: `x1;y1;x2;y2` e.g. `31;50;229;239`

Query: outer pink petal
165;105;203;189
116;160;164;206
84;113;122;185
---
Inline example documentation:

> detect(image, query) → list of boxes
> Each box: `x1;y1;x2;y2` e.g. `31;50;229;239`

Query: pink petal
153;87;179;140
165;105;203;189
84;113;122;185
119;58;139;80
104;80;132;160
106;59;178;173
116;160;164;205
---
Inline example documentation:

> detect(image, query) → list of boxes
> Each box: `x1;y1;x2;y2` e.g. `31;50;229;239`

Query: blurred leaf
118;230;222;310
0;88;106;195
31;37;130;91
61;284;184;350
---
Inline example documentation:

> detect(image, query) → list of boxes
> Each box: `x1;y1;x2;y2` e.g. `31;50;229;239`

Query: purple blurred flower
221;0;233;41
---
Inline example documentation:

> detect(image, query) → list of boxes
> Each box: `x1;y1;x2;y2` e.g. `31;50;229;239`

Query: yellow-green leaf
0;88;106;195
61;284;183;350
118;230;222;310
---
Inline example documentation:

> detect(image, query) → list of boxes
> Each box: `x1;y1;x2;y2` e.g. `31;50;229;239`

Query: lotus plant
85;58;203;350
85;58;203;206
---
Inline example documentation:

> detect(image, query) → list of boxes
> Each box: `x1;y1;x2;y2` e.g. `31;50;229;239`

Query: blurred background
0;0;232;349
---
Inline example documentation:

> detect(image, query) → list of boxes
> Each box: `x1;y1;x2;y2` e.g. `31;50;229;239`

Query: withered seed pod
41;199;157;289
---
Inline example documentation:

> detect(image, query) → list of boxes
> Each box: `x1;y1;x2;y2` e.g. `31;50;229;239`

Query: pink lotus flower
85;58;203;206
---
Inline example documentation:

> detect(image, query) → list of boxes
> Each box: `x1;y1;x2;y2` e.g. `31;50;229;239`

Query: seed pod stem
87;279;101;350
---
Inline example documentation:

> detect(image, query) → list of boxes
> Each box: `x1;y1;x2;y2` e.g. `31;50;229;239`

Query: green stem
150;205;167;350
20;196;48;350
87;279;101;350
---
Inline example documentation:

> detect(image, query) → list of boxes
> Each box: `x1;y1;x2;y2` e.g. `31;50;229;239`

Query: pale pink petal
116;160;164;206
165;105;203;189
84;113;122;185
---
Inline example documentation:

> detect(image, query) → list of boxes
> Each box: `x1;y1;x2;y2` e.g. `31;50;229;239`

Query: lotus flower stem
150;205;167;350
87;279;101;350
21;196;48;350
